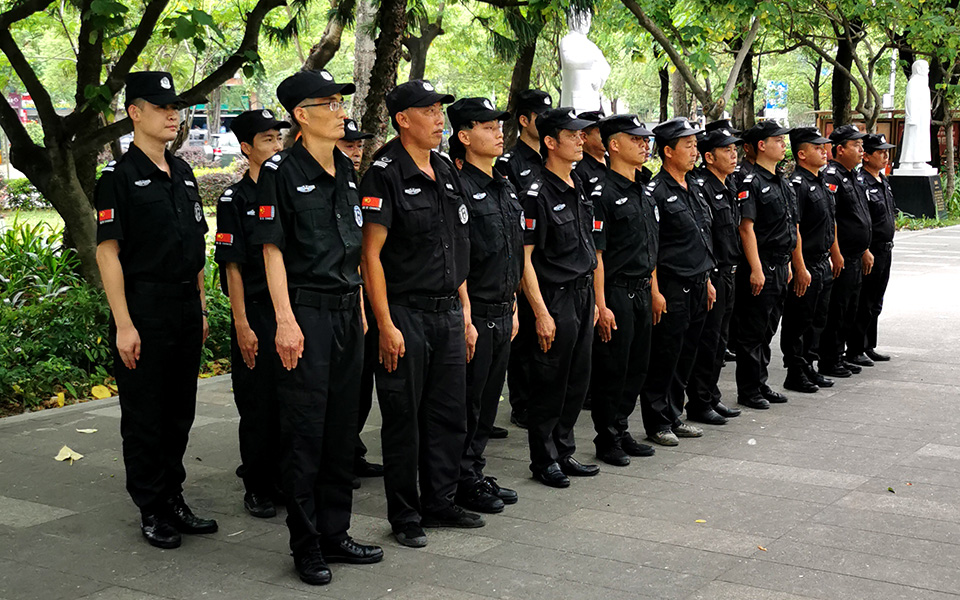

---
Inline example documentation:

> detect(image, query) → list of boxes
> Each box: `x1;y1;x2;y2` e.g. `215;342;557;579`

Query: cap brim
622;125;654;137
833;131;867;142
410;91;456;108
809;135;831;145
342;131;374;141
658;127;703;141
562;117;594;131
136;92;198;108
770;126;792;137
866;143;896;151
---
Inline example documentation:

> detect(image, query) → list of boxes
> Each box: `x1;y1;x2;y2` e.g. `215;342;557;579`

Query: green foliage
195;168;241;206
202;244;232;365
2;178;49;210
0;220;82;306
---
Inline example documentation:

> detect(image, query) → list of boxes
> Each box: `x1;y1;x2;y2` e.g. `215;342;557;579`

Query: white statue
559;8;610;114
895;59;937;176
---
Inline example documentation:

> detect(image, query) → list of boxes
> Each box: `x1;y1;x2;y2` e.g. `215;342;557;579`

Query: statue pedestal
889;173;945;218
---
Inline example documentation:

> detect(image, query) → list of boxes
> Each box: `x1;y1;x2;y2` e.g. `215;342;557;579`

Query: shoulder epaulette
263;153;285;171
101;159;117;173
742;173;755;184
525;180;543;197
372;156;393;169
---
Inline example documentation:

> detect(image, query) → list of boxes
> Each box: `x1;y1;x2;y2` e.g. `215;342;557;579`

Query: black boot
783;367;819;394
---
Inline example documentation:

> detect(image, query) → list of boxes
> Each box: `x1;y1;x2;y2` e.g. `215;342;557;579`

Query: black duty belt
713;264;738;274
291;287;360;310
547;274;593;290
803;251;831;265
610;276;651;291
126;279;198;298
471;300;513;318
760;252;792;266
663;270;710;285
873;241;894;252
392;293;460;312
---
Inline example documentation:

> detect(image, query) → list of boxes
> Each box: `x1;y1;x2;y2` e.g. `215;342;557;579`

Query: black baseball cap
829;123;867;144
705;118;741;135
125;71;198;109
598;114;653;144
578;110;605;127
698;128;743;154
447;97;511;131
742;120;791;145
229;109;290;145
386;79;454;116
277;69;355;116
653;117;703;144
515;90;553;117
342;118;373;141
789;127;830;154
863;133;895;152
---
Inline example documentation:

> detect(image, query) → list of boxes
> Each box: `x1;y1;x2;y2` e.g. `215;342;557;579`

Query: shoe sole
171;524;219;534
687;416;727;425
143;535;181;549
456;503;505;514
298;573;332;585
533;476;570;488
737;402;770;410
783;385;819;394
673;432;703;438
245;505;277;519
646;437;679;446
597;456;631;467
324;553;384;565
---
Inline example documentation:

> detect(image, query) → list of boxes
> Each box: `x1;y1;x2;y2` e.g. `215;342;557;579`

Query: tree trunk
502;39;538;149
209;86;222;135
658;65;669;123
352;0;378;125
811;55;823;112
303;15;346;70
944;104;955;209
832;33;856;127
730;39;755;130
358;0;408;173
671;69;689;119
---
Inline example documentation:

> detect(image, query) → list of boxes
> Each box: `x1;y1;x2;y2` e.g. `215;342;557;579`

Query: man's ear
458;129;470;147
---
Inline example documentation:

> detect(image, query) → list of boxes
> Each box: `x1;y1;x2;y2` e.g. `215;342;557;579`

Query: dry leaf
76;428;98;434
757;546;767;552
54;445;83;464
56;392;65;407
90;385;112;399
695;519;706;523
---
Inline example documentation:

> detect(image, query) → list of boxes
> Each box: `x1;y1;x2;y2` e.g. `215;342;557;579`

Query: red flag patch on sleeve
524;218;536;230
593;220;604;232
215;232;234;245
737;190;749;200
361;196;383;211
98;208;115;224
827;183;838;192
259;205;275;220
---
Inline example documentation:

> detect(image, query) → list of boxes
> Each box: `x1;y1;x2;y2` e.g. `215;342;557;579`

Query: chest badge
297;184;316;193
458;203;469;224
615;197;628;205
473;192;487;200
445;182;455;191
194;202;203;223
404;187;421;196
134;179;150;187
654;205;660;222
761;186;771;193
354;204;363;227
520;169;531;177
553;203;566;211
666;195;677;203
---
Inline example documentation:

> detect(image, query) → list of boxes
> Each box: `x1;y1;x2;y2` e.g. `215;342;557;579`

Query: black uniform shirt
823;160;872;258
649;170;715;278
738;165;798;258
574;153;607;188
591;169;658;280
790;166;836;258
213;173;267;297
729;158;755;192
95;144;207;283
495;140;542;193
522;169;597;286
859;170;896;249
694;167;741;267
359;140;470;297
250;141;362;294
459;162;525;304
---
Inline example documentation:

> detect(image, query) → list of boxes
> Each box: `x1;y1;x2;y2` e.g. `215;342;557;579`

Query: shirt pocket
292;191;334;243
470;201;501;256
548;206;579;248
397;192;434;236
610;200;641;233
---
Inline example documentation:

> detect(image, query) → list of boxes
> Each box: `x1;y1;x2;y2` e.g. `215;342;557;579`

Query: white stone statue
559;8;610;114
895;59;937;176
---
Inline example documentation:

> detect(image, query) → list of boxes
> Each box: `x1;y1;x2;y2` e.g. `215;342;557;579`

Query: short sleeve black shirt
459;162;525;304
789;166;836;258
213;173;268;297
729;159;755;192
574;153;607;188
823;160;872;258
358;141;470;297
521;169;597;285
858;170;896;249
737;165;798;259
650;170;715;278
591;169;658;280
694;167;741;267
249;141;363;294
495;140;542;193
95;144;207;283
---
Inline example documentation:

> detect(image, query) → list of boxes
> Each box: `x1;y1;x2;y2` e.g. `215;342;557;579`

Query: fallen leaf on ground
76;428;98;434
56;392;65;407
91;385;112;399
54;445;83;464
757;546;767;552
695;519;706;523
887;487;896;493
227;530;245;537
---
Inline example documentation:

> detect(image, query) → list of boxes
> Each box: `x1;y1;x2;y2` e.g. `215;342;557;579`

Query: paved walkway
2;226;960;600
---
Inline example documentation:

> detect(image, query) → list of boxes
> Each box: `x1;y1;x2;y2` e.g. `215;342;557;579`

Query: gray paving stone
686;581;818;600
0;494;76;527
0;560;109;600
76;587;173;600
675;455;869;489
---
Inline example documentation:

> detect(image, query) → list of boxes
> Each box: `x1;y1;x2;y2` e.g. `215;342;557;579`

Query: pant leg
821;255;863;365
686;271;727;413
806;259;833;366
853;249;892;352
616;288;652;437
735;262;784;398
591;285;637;450
668;280;708;425
356;294;378;465
507;292;535;416
759;264;789;390
554;286;594;462
780;266;814;370
472;313;511;477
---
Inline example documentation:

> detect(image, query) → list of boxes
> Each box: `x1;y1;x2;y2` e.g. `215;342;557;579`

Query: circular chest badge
458;204;469;225
520;210;525;230
354;204;363;227
194;202;203;223
654;205;660;222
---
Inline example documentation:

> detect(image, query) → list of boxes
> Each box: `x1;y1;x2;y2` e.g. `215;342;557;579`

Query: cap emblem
568;110;576;119
159;76;171;90
321;70;333;81
483;99;494;110
347;121;357;131
262;109;272;119
543;97;551;105
423;81;435;91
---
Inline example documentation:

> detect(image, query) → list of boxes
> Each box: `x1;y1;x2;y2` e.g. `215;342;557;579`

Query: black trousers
780;255;833;369
686;267;737;413
278;298;362;554
376;303;466;528
735;260;788;399
590;283;652;451
230;298;281;495
507;292;536;417
639;274;708;435
113;283;202;512
821;253;864;366
356;294;378;466
851;248;892;353
460;306;512;488
527;283;594;471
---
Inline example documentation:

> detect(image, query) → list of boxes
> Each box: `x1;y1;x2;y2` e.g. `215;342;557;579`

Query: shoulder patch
743;173;755;183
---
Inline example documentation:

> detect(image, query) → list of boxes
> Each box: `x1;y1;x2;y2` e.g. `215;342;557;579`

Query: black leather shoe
394;523;427;548
846;353;874;367
760;388;788;403
456;482;505;514
321;537;384;564
842;360;862;374
559;457;600;477
820;362;852;378
166;496;218;534
510;411;528;429
356;458;384;478
141;513;181;549
244;492;277;518
621;435;656;457
422;505;485;528
724;349;737;362
533;463;570;488
738;396;770;410
482;476;517;504
783;369;819;394
597;446;630;467
714;402;741;418
865;349;891;362
294;548;332;585
489;426;509;439
805;365;834;388
686;408;727;425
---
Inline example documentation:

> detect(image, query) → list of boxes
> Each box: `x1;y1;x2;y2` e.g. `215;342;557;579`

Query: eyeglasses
299;100;346;112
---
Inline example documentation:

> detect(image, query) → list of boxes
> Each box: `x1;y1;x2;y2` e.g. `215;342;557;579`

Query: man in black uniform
734;120;797;410
521;107;600;487
214;109;289;518
821;124;871;378
779;127;840;394
447;97;523;513
575;110;607;187
496;89;552;428
360;79;482;548
685;125;744;425
337;117;374;170
640;117;716;446
589;114;659;466
849;133;897;365
95;71;218;549
253;70;383;585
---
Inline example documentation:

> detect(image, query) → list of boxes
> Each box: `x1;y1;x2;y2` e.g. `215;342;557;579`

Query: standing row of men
95;69;897;588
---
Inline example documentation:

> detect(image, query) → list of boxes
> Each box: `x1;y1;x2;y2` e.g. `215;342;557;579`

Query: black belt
873;241;894;252
126;279;198;298
291;287;360;310
610;276;651;291
713;264;738;274
472;300;513;318
547;274;593;290
393;293;460;312
664;270;710;285
760;252;792;265
803;251;831;264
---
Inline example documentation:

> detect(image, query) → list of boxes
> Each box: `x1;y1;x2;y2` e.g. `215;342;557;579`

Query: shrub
196;169;241;206
175;146;219;169
2;178;50;210
0;220;83;306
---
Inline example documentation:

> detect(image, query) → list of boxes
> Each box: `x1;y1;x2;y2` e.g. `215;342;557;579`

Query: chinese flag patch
259;205;275;220
593;220;604;232
98;208;115;224
524;218;536;230
737;190;749;200
215;232;234;245
361;196;383;211
827;183;838;192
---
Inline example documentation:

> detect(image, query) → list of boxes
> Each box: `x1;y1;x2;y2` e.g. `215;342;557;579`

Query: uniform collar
829;159;854;176
460;161;498;189
542;168;575;195
860;169;884;184
657;169;696;192
580;153;605;169
239;170;257;191
391;140;447;182
755;163;780;181
796;165;822;182
126;143;179;179
515;140;542;163
291;139;341;181
604;168;640;192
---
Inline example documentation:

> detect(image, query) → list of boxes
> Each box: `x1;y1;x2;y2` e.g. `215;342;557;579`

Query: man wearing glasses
252;69;383;586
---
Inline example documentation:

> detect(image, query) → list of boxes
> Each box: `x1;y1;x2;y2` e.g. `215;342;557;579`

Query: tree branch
103;0;171;96
0;0;55;27
718;17;761;111
471;0;528;7
75;0;103;108
0;28;61;137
